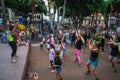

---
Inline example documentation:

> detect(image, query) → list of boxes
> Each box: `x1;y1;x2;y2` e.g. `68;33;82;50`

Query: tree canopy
4;0;47;15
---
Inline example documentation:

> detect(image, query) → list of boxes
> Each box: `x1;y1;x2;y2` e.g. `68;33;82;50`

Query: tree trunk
28;0;32;6
57;0;66;30
48;0;51;14
105;14;109;29
57;8;60;30
47;0;53;29
60;0;66;22
1;0;7;27
53;1;56;30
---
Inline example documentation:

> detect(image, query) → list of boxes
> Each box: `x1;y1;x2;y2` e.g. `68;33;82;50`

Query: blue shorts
40;45;43;48
88;58;98;67
63;49;66;54
56;65;62;73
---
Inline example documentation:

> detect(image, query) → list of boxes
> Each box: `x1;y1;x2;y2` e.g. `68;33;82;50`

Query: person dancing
86;40;99;80
53;51;63;80
74;32;84;66
8;25;18;63
107;35;119;73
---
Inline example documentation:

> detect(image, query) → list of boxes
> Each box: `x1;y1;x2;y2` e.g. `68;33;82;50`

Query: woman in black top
9;25;18;63
107;35;119;73
86;40;99;80
74;33;84;66
53;51;63;80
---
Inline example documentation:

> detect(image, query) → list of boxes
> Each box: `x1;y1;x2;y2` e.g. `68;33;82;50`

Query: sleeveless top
90;51;99;61
110;44;119;56
9;35;14;42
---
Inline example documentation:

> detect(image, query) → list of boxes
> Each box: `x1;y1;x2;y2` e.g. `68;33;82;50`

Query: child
54;41;58;51
62;40;66;62
42;37;46;44
48;44;56;72
53;51;64;80
51;35;55;45
47;37;51;51
40;41;44;52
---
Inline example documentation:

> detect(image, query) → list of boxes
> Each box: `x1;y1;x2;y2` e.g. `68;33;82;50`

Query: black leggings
9;41;17;58
50;61;55;70
98;44;104;52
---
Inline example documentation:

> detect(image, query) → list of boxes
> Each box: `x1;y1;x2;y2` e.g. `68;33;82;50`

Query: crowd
34;27;120;80
7;23;120;80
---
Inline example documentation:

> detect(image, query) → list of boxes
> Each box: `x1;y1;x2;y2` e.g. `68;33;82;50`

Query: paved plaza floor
25;44;120;80
0;44;29;80
0;43;120;80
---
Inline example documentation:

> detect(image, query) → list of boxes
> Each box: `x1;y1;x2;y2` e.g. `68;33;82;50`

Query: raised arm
79;33;85;44
10;24;18;35
88;40;98;52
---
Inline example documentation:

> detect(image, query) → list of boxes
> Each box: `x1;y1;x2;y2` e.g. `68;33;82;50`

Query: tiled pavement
0;44;29;80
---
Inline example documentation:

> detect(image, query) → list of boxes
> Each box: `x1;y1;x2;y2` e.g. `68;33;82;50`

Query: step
0;44;29;80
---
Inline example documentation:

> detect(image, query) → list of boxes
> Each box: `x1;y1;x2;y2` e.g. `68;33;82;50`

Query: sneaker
60;78;64;80
11;59;16;63
85;71;90;75
51;70;56;73
78;63;83;67
48;66;52;69
114;69;117;73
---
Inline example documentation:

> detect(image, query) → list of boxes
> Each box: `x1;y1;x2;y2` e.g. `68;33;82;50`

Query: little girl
47;37;51;51
48;44;56;72
50;36;55;45
62;40;66;61
54;41;58;51
40;41;44;52
53;51;64;80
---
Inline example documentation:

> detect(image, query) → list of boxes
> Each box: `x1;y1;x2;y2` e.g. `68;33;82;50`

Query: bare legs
56;72;63;80
86;61;99;80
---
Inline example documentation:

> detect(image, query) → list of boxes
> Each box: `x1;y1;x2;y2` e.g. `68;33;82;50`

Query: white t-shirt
62;43;66;49
40;42;43;45
47;39;50;48
59;30;63;35
49;48;55;61
51;37;54;42
43;37;45;42
57;45;63;59
54;44;58;51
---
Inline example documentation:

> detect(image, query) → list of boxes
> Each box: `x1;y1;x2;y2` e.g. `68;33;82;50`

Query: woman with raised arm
8;24;18;63
86;39;99;80
74;32;84;66
107;35;119;73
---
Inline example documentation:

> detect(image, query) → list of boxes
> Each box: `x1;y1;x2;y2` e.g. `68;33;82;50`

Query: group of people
8;23;120;80
8;23;31;63
39;35;66;80
38;28;120;80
